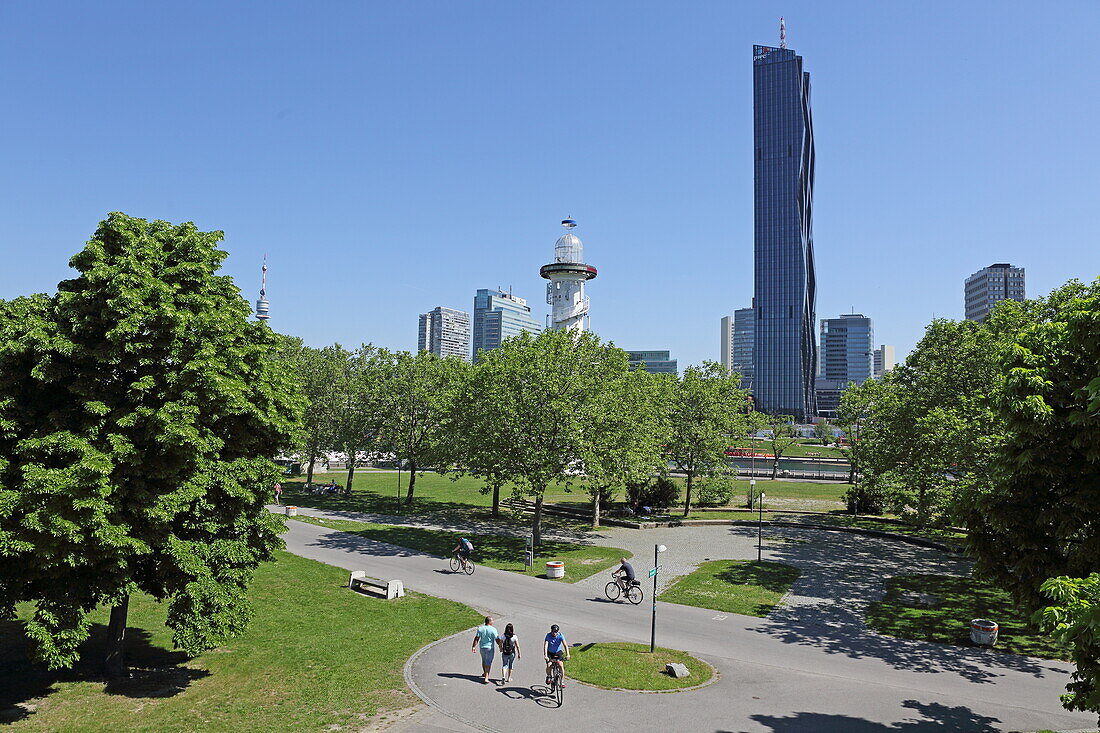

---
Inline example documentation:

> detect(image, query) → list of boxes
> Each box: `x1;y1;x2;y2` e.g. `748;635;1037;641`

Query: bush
696;475;735;507
845;481;886;514
626;477;680;512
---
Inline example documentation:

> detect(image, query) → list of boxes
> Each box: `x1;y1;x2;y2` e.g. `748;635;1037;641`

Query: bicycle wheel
626;584;643;605
553;668;563;707
463;559;475;575
449;556;460;573
604;581;621;601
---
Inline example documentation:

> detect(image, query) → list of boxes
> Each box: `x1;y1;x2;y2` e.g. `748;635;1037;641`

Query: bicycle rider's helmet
550;624;560;633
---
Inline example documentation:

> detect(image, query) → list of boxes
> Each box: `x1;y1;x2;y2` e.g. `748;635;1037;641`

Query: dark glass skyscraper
752;43;817;421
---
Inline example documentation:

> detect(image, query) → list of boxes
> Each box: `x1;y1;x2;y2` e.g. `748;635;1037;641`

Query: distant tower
255;256;270;321
540;218;597;333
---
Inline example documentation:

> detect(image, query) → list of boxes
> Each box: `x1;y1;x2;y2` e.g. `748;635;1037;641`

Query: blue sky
1;1;1097;367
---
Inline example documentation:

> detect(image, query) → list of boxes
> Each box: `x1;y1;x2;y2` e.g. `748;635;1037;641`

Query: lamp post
396;460;403;513
650;544;667;653
757;492;766;562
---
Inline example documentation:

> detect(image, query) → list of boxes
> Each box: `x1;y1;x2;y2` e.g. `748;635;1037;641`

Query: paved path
279;513;1096;733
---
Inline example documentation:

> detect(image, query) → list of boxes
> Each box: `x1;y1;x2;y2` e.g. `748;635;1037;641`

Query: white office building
418;306;471;361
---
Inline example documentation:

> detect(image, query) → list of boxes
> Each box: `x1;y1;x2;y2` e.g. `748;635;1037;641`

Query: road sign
648;566;661;577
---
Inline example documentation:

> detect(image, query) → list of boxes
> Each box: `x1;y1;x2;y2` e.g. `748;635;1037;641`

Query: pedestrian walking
274;482;282;505
497;623;520;683
471;615;498;684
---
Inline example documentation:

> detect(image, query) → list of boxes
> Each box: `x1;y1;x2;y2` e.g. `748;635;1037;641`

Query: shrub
696;475;735;507
626;477;680;511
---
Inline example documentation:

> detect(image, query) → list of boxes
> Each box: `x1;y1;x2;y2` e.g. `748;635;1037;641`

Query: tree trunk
403;461;417;505
104;595;130;679
771;457;779;480
306;451;317;485
491;485;500;518
592;490;601;529
683;473;693;517
345;459;355;495
532;492;544;549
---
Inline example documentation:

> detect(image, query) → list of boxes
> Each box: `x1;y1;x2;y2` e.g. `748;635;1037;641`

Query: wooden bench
348;570;405;600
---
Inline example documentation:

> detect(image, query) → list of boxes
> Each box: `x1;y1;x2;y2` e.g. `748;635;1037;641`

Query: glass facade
752;44;817;421
720;309;755;389
472;288;543;360
625;350;678;375
816;314;873;417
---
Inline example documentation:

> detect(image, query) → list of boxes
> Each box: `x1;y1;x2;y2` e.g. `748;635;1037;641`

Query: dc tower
540;218;597;333
255;256;270;321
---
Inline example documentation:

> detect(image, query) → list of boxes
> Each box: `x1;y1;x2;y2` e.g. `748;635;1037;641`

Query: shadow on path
747;698;1002;732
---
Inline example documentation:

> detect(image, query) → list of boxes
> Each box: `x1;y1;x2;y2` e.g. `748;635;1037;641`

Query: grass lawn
866;574;1069;660
566;642;713;691
659;560;800;617
800;514;967;547
0;551;477;732
292;516;627;583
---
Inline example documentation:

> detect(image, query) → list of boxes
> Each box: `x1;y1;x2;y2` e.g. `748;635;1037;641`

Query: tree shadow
0;618;208;725
747;698;1002;732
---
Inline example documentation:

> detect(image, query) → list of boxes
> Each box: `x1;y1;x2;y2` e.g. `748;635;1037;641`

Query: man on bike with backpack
452;536;473;572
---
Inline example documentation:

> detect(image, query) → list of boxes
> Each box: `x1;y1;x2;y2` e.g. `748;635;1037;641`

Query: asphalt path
279;515;1096;733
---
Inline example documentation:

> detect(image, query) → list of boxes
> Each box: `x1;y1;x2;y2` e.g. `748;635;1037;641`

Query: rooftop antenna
780;17;787;49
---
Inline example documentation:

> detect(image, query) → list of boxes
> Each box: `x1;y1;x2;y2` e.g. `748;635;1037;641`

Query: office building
873;345;896;379
418;306;471;361
752;40;817;421
720;308;755;389
965;263;1026;322
472;288;543;359
625;350;678;376
815;314;874;417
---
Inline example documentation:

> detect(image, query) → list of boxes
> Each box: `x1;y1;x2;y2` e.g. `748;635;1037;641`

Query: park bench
348;570;405;600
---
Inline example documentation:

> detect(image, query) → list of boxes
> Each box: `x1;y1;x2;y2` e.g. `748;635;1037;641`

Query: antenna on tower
780;17;787;49
255;255;270;321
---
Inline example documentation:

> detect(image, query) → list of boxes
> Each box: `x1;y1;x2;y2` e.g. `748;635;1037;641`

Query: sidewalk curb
403;626;501;733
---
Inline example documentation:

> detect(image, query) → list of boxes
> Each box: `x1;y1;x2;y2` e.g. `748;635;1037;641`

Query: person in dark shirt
612;557;635;593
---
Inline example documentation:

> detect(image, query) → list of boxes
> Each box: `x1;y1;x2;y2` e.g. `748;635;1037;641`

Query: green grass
0;551;477;732
865;574;1070;660
566;642;713;690
659;560;800;617
292;516;627;583
798;513;967;546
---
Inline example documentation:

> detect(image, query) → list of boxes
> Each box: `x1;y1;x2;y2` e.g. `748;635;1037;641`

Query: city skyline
2;4;1098;370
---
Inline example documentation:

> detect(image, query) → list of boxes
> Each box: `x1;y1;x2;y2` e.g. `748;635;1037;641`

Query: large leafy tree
0;213;302;677
328;344;389;494
286;343;344;484
665;362;747;517
762;415;800;480
1036;573;1100;722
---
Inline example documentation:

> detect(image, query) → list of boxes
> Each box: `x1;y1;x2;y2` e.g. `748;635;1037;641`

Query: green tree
287;343;344;484
762;415;800;480
449;329;617;544
836;377;889;511
814;419;834;445
1036;573;1100;722
0;213;302;677
328;345;389;495
665;363;747;517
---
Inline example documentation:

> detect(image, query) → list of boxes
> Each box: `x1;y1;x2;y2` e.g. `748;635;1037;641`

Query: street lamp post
396;460;403;513
650;544;667;653
757;492;766;562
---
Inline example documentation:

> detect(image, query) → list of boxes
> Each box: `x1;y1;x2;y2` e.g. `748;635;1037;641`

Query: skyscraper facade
625;350;678;375
720;308;755;389
752;42;817;421
815;313;874;416
471;288;543;359
418;306;471;361
873;344;896;379
965;263;1026;322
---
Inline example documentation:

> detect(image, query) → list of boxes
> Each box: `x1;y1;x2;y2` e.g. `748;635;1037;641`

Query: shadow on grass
0;619;207;725
747;698;1001;732
715;560;801;595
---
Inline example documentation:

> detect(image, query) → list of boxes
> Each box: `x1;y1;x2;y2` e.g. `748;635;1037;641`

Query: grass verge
566;642;713;691
659;560;800;617
0;551;476;732
865;574;1069;660
292;516;626;583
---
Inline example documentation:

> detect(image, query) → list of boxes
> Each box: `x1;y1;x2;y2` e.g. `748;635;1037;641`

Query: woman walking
497;623;520;683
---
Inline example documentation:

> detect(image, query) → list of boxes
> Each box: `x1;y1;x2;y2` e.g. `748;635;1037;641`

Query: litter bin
285;506;298;517
970;618;998;646
545;561;565;579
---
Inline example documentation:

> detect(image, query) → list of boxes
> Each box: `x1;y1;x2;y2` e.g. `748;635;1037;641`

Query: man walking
471;616;499;684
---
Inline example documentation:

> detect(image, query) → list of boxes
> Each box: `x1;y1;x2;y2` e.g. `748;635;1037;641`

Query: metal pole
757;492;766;562
650;544;658;653
396;462;402;512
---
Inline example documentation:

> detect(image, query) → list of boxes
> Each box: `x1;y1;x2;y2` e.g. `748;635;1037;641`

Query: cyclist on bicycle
452;537;473;571
611;557;636;592
543;623;570;688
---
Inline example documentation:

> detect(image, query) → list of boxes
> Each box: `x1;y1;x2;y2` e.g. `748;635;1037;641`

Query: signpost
757;492;767;562
650;544;667;653
524;535;533;571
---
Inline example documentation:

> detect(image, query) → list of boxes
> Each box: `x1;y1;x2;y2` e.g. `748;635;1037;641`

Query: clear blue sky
2;2;1097;367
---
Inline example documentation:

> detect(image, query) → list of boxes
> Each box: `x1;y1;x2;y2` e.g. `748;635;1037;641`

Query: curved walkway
279;513;1095;733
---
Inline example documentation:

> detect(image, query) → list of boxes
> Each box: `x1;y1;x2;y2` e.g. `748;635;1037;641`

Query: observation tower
255;256;270;321
540;218;597;333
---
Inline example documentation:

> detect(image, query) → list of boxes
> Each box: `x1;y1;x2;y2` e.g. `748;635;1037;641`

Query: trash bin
286;506;298;517
970;618;998;646
545;561;565;579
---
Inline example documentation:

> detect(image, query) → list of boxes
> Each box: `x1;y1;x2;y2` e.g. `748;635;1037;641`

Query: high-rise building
873;345;896;379
965;263;1026;322
418;306;471;361
815;314;874;417
471;288;543;359
752;40;817;421
720;308;755;389
625;350;678;375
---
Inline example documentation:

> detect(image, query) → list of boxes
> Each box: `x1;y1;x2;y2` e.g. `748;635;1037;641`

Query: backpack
461;538;473;552
501;634;515;655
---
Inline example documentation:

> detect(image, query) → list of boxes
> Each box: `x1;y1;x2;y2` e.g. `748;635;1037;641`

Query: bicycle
449;553;475;575
604;575;643;605
548;660;564;707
